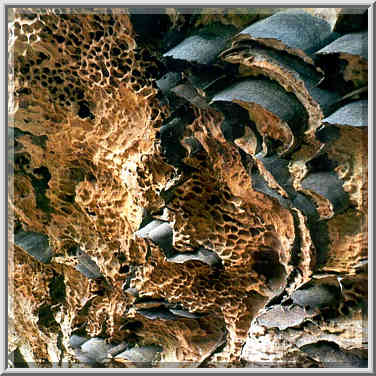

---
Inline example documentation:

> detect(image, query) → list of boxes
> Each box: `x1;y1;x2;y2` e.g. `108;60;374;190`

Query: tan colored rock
8;7;367;368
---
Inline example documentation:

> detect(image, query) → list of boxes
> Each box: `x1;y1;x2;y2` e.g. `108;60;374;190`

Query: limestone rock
8;6;368;368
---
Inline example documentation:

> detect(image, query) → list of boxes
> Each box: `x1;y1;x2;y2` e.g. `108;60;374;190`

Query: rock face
8;7;368;368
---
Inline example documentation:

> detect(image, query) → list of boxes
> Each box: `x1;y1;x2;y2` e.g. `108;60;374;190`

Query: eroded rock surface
8;7;368;368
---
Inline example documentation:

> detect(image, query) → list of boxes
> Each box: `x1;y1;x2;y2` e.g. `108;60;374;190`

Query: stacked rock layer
8;7;368;368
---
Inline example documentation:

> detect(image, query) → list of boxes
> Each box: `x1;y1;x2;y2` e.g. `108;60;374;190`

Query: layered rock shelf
8;7;368;368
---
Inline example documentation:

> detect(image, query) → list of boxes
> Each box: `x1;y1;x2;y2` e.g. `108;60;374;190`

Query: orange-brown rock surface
8;7;368;368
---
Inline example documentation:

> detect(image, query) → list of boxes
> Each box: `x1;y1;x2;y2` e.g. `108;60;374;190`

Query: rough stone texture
314;32;368;94
239;9;334;54
8;7;368;368
323;100;368;127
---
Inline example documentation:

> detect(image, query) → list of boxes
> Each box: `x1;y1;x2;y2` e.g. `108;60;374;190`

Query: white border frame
2;1;374;374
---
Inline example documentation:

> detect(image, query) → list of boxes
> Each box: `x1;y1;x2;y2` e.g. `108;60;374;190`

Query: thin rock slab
239;9;334;56
135;219;165;239
168;308;204;319
14;230;52;264
323;100;368;128
166;248;222;267
219;40;334;135
315;32;368;92
300;341;367;368
114;345;163;365
69;335;88;349
79;337;113;364
316;31;368;60
301;171;350;215
211;78;307;156
75;249;102;279
256;304;319;331
291;283;341;309
136;306;177;321
163;24;236;66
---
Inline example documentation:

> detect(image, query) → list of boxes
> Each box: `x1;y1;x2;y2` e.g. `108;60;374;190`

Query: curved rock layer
8;7;368;368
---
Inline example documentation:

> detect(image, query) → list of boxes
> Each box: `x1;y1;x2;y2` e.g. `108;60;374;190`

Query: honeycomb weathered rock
8;7;368;368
